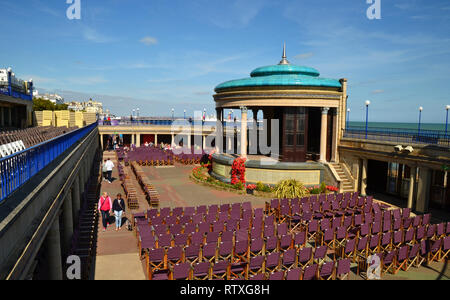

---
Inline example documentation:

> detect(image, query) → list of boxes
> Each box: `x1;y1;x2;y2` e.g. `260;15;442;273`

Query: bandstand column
215;108;224;153
331;108;339;162
407;166;416;209
240;106;248;158
320;107;329;162
252;108;259;155
416;167;431;213
136;134;141;147
155;134;158;146
131;134;135;146
360;158;368;196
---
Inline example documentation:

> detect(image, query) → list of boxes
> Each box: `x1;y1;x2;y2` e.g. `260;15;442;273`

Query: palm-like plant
274;179;309;199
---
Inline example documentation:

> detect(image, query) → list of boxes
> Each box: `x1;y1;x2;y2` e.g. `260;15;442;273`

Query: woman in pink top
98;192;112;231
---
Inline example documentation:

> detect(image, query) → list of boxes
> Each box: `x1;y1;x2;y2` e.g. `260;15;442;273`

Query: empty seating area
134;192;450;280
0;126;77;149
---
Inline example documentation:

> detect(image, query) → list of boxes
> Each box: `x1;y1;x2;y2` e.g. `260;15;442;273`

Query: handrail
343;127;450;147
0;122;98;202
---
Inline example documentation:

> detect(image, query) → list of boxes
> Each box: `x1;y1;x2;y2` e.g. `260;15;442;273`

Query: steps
330;163;355;193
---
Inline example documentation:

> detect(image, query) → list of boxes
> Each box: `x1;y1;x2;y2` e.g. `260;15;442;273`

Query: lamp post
184;109;186;120
346;108;350;129
445;105;450;137
418;107;423;137
365;100;370;140
136;108;140;118
171;108;174;120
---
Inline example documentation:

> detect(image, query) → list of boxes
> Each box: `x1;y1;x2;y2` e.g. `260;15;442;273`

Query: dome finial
279;42;290;65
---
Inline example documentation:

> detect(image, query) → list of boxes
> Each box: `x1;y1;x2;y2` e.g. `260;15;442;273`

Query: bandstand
211;45;348;186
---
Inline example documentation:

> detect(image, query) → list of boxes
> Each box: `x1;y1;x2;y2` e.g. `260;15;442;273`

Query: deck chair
147;248;166;276
281;248;298;271
301;264;318;280
293;231;307;249
233;240;250;264
313;246;328;265
427;239;442;263
440;236;450;262
249;238;264;258
318;261;335;280
247;255;265;279
265;236;279;254
393;245;409;274
217;241;233;262
184;244;201;264
298;247;313;269
265;252;281;273
170;262;192;280
201;243;217;263
211;260;230;280
192;261;211;280
285;267;301;280
380;250;397;276
166;246;184;268
336;258;351;280
268;271;284;280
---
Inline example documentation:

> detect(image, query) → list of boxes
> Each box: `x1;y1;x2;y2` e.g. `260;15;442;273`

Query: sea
348;121;446;132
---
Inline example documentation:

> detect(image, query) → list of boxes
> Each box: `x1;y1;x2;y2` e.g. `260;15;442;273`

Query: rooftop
215;45;342;92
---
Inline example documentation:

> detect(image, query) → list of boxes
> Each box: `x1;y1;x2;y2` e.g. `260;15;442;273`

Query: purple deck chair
264;225;275;238
402;207;411;220
198;222;211;234
265;252;281;273
157;234;173;248
220;231;233;243
279;234;293;251
172;262;191;280
202;243;217;263
147;247;166;274
184;207;195;217
313;246;328;264
298;247;313;268
206;232;220;244
191;232;205;246
234;240;249;263
192;261;210;280
286;267;301;280
217;241;233;261
392;230;404;249
250;238;264;257
277;222;288;236
248;255;264;277
380;232;392;252
319;261;335;280
226;219;238;232
293;231;306;248
249;273;265;280
242;202;251;211
302;264;318;280
404;228;414;244
268;271;284;280
336;258;351;280
185;243;201;264
381;250;397;275
251;226;263;240
220;204;230;213
174;233;189;247
197;205;207;215
211;260;229;280
395;245;409;273
428;239;442;262
192;214;204;224
422;213;431;225
236;229;249;242
172;207;183;217
212;221;225;233
184;223;196;235
282;248;297;270
265;236;279;254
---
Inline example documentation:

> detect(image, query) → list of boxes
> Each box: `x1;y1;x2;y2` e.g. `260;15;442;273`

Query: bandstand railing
0;122;98;202
343;126;450;147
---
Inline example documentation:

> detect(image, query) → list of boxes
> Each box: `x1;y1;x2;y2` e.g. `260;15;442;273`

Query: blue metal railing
0;122;98;202
343;126;450;147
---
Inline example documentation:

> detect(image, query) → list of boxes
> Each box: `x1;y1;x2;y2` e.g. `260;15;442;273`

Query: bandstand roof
215;45;342;92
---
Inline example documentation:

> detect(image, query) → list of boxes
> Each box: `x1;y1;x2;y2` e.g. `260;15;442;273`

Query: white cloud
295;52;314;60
140;36;158;46
83;27;115;43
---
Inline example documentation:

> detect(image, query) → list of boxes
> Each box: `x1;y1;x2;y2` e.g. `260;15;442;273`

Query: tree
33;98;68;111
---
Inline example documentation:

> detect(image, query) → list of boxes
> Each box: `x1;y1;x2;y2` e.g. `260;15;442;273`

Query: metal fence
0;122;98;202
343;126;450;147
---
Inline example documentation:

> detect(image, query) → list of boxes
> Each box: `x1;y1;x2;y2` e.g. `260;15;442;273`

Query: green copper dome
215;45;342;92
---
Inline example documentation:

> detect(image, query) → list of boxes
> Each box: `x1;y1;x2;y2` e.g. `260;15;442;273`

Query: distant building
35;91;65;105
67;99;103;114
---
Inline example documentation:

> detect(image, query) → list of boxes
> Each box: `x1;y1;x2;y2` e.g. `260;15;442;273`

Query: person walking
102;160;108;181
105;158;114;183
98;192;112;232
112;193;126;231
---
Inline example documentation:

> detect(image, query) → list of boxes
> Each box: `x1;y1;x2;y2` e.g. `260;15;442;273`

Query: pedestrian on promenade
105;158;114;183
102;160;108;181
112;193;126;231
98;192;112;232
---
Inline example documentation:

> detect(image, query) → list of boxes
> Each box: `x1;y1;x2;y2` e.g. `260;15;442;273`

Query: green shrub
274;179;309;199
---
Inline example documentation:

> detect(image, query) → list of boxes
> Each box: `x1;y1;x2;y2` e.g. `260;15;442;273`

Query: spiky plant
274;179;309;199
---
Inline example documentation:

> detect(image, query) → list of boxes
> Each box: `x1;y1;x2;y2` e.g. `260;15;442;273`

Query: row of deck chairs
130;162;160;207
68;156;101;279
117;162;139;210
0;126;77;149
118;147;174;166
171;149;206;165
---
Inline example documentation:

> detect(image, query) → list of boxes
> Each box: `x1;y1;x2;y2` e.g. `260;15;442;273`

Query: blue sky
1;0;449;123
